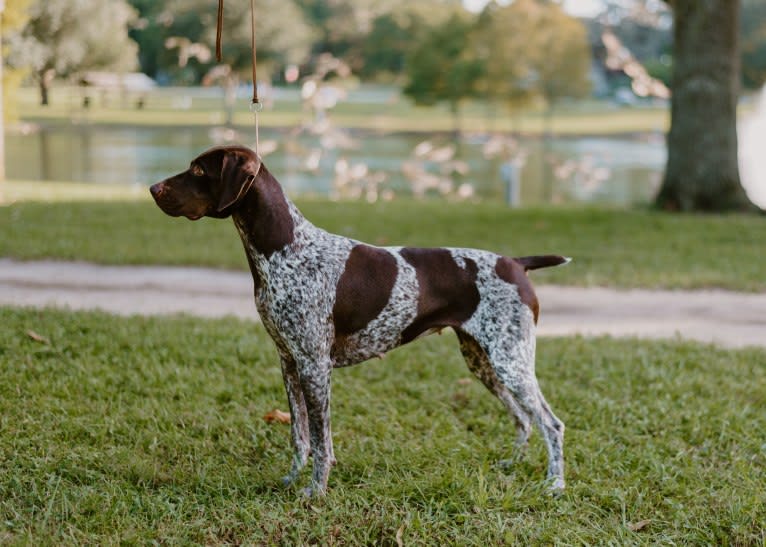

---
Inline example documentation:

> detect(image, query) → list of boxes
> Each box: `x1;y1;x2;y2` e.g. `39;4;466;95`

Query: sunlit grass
16;85;671;135
3;180;148;203
1;307;764;544
1;195;764;291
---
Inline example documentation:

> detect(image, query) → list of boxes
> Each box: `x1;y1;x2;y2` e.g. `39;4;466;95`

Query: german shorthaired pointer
150;145;569;496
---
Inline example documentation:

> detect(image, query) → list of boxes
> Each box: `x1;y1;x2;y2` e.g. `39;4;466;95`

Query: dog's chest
252;228;355;350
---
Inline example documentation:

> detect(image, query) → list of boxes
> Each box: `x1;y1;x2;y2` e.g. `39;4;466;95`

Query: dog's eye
191;164;204;177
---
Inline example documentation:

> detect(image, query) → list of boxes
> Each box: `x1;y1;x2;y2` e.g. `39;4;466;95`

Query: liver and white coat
150;145;568;496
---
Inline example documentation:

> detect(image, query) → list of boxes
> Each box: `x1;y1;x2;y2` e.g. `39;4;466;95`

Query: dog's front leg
297;357;333;497
279;354;310;486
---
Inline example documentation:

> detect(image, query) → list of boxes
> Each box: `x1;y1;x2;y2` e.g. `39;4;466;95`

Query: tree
403;13;483;136
474;1;538;119
127;0;313;84
294;0;405;72
474;0;590;134
7;0;138;105
741;0;766;89
533;2;592;120
2;0;33;201
360;4;464;81
125;0;168;80
360;12;424;80
295;0;462;75
204;0;314;78
656;0;753;211
2;0;32;121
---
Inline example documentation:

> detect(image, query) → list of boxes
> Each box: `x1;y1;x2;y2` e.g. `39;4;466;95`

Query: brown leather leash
216;0;262;151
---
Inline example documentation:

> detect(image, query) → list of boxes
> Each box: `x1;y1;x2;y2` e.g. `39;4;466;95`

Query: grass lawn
16;85;670;136
2;180;148;203
1;307;764;544
1;188;765;291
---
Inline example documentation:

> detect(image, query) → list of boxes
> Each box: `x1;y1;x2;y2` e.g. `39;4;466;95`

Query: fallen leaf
26;330;50;345
395;525;404;547
263;409;291;424
628;519;651;532
456;378;473;386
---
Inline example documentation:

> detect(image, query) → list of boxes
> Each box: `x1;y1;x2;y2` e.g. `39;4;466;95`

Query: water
6;124;666;205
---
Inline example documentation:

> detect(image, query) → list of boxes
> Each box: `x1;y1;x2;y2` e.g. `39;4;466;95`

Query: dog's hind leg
483;323;565;492
456;330;532;456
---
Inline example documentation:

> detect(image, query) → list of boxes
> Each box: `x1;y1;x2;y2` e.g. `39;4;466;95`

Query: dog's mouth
151;192;182;216
156;202;204;221
150;183;206;220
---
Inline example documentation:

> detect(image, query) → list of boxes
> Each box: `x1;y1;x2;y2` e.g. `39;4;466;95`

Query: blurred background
2;6;766;540
1;0;764;209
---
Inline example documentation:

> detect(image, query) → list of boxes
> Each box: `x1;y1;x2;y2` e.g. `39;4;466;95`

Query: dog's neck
231;164;311;284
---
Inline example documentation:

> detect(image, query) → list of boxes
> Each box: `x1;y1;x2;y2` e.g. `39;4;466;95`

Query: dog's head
150;145;262;220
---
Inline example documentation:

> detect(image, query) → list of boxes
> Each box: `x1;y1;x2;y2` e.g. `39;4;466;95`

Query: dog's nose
150;183;164;198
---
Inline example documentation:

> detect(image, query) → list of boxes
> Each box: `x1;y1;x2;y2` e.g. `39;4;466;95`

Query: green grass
3;180;148;203
17;85;670;136
1;307;764;544
1;195;765;291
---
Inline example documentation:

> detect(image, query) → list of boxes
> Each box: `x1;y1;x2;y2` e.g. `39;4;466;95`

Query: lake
6;124;666;205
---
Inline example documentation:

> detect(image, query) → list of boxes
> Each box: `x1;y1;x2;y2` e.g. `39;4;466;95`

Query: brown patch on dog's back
495;256;539;323
399;248;480;343
333;245;398;336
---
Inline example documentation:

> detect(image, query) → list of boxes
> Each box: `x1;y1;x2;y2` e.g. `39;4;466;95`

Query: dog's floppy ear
217;152;262;212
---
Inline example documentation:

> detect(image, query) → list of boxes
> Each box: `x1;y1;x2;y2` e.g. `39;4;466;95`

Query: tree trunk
656;0;753;211
542;100;554;201
38;70;54;106
39;78;49;106
450;101;461;141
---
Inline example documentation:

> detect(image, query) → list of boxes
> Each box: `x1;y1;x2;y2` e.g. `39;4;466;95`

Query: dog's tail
513;255;572;272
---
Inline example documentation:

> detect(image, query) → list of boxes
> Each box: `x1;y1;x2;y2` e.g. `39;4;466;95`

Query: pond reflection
6;125;666;205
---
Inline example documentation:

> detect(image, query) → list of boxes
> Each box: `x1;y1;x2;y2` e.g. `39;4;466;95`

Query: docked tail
513;255;572;271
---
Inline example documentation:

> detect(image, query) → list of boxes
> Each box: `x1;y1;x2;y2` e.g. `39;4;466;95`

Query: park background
0;0;765;544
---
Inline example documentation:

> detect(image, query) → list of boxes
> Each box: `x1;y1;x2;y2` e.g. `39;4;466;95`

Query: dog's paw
496;453;524;471
546;477;566;496
300;485;327;498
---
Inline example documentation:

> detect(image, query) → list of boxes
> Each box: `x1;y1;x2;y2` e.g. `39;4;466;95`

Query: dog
150;145;568;496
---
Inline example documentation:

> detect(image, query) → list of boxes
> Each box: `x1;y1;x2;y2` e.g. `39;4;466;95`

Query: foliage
124;0;170;81
294;0;461;74
1;0;31;30
644;54;673;87
609;0;765;91
359;12;425;81
403;13;483;132
741;0;766;89
1;0;32;121
408;0;591;125
126;0;314;83
1;197;764;291
6;0;138;104
474;1;538;111
214;0;314;75
1;307;765;543
531;1;592;107
295;0;405;71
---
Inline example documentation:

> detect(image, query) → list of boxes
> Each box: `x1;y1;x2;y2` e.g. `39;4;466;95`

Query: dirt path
1;259;764;349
